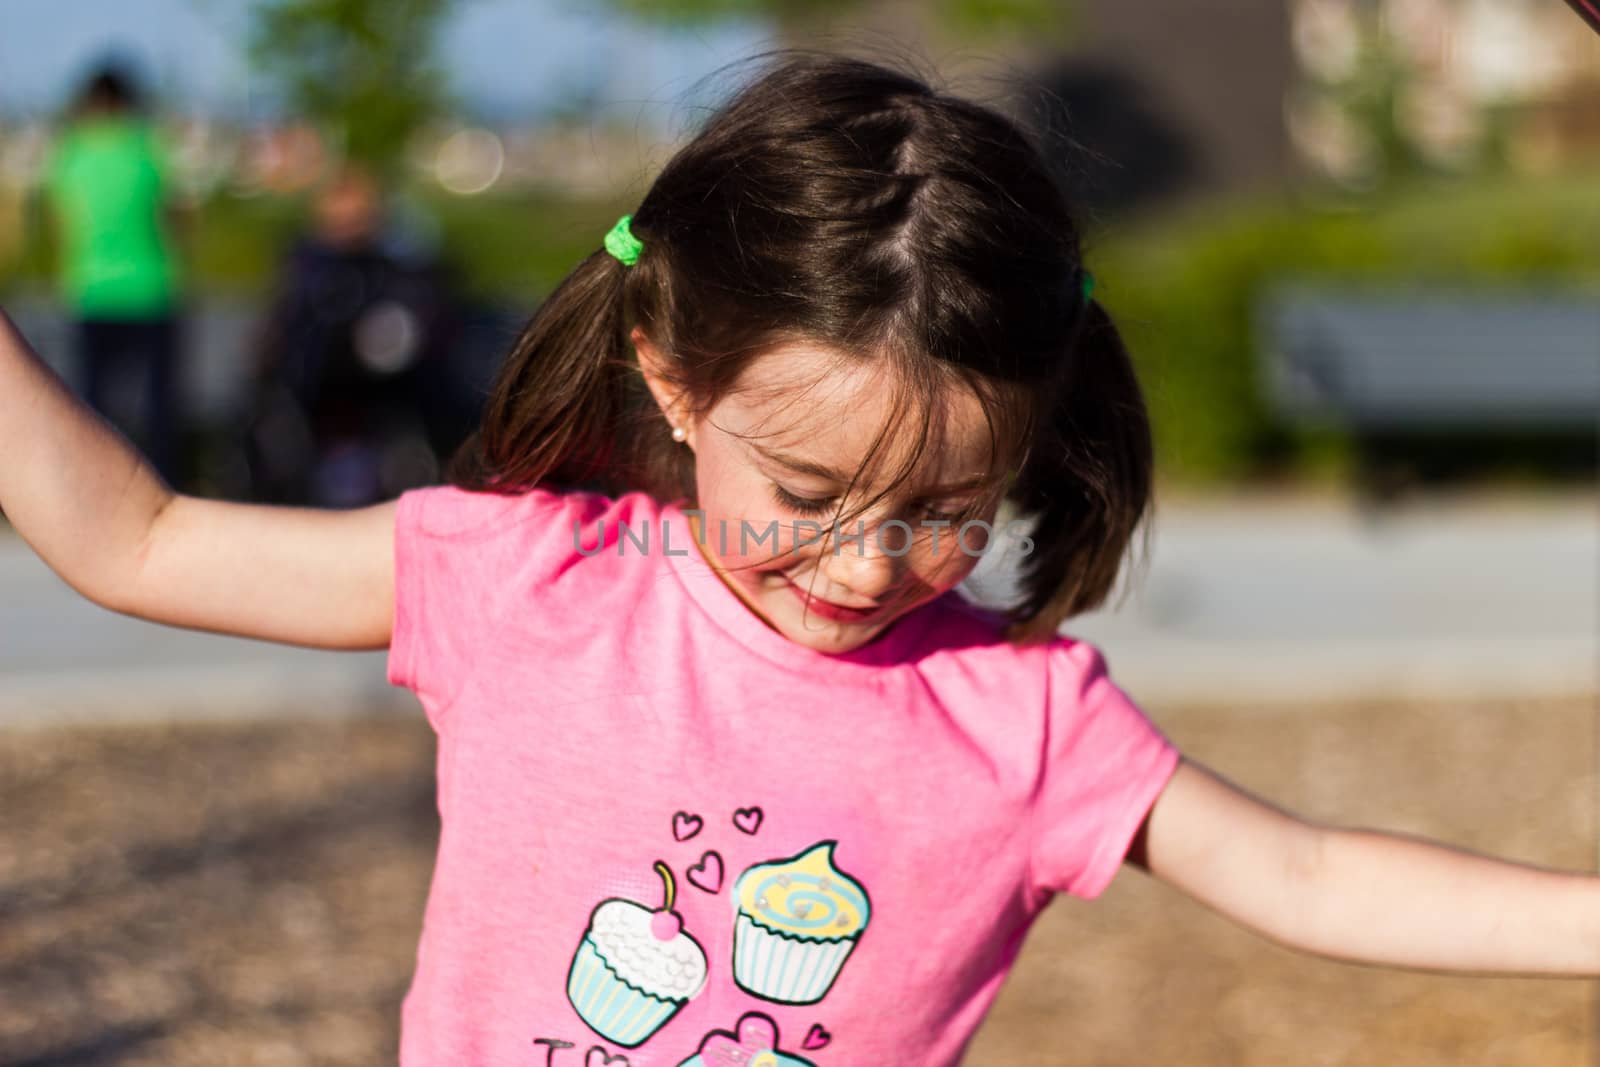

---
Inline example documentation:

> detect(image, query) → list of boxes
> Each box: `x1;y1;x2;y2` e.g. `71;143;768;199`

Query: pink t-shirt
388;483;1182;1067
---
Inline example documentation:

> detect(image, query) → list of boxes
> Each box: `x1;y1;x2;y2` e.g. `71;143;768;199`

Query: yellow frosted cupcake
731;841;871;1004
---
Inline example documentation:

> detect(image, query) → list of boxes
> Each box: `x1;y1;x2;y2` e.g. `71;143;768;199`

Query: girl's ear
631;326;696;450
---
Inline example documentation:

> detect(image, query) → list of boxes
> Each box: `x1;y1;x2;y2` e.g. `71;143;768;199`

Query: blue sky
1;0;772;123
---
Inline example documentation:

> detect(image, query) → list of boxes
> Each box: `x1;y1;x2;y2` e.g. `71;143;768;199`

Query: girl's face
639;333;1003;655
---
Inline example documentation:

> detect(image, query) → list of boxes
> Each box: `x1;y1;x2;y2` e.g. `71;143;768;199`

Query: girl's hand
1;307;397;650
1134;757;1600;977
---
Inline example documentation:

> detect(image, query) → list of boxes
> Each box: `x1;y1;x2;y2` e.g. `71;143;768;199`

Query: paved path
1;492;1594;725
971;491;1597;706
0;541;404;725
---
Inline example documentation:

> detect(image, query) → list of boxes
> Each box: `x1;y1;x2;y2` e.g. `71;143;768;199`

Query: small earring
670;425;687;443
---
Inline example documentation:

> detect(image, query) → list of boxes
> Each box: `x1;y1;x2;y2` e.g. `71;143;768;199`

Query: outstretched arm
0;308;396;650
1133;757;1600;977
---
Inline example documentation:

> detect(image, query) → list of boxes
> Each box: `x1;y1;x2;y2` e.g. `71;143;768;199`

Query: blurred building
1071;0;1298;201
926;0;1599;214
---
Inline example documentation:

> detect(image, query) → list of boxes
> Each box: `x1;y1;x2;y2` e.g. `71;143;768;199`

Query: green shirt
44;117;181;318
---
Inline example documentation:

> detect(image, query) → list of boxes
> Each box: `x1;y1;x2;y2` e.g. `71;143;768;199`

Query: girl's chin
779;619;884;653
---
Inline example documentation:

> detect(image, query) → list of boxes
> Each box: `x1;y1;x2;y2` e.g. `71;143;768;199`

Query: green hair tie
1081;269;1096;305
604;214;644;266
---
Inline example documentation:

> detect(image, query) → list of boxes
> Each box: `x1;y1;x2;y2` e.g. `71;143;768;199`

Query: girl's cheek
698;511;811;570
916;555;969;595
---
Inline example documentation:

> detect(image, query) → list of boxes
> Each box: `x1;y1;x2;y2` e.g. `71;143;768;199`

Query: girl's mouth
782;577;879;623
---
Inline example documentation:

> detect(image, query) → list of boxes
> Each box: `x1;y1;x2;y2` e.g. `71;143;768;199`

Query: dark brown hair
449;51;1153;643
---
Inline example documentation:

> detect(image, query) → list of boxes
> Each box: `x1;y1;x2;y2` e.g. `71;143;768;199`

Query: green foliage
248;0;453;174
184;195;308;290
600;0;1067;36
600;0;854;32
424;188;634;298
934;0;1073;38
182;188;632;300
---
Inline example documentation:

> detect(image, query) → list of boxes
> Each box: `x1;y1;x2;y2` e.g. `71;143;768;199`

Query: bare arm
1;307;395;650
1136;757;1600;977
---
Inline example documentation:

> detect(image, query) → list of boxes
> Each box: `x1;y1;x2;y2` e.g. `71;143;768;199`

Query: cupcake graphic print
731;841;871;1004
567;862;709;1047
675;1011;818;1067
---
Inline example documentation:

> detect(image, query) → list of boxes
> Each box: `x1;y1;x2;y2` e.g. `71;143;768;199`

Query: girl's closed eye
771;483;960;521
771;483;836;515
919;501;966;523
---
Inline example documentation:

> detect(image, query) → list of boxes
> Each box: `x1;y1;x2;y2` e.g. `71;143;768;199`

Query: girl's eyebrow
745;440;989;494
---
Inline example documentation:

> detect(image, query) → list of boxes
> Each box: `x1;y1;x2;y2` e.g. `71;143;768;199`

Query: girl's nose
816;520;906;604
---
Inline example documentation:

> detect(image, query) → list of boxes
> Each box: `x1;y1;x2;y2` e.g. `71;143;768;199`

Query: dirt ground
1;694;1594;1066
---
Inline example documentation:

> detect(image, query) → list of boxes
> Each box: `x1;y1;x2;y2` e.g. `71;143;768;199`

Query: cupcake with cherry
566;861;709;1047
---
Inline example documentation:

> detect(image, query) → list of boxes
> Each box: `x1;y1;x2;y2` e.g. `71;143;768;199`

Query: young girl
1;52;1594;1067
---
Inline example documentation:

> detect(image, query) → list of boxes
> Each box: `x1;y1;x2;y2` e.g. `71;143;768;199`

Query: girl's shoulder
912;589;1110;682
398;481;657;543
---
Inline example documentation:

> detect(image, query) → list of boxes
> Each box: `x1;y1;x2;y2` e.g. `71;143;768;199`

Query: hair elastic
604;214;643;266
1081;269;1096;305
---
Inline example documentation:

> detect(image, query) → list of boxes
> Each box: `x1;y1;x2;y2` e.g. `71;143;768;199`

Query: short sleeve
1030;638;1183;900
388;483;598;731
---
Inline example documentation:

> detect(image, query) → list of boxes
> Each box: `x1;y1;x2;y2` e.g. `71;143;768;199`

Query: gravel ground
1;695;1594;1066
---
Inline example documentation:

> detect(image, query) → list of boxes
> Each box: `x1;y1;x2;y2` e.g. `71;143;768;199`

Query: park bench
1257;285;1599;493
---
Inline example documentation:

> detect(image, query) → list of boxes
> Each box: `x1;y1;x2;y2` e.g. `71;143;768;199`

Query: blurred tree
249;0;453;176
601;0;1071;41
1331;8;1426;183
933;0;1069;38
1291;0;1438;189
604;0;852;30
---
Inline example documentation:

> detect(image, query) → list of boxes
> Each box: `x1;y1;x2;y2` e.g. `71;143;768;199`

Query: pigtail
448;248;639;492
1003;297;1154;644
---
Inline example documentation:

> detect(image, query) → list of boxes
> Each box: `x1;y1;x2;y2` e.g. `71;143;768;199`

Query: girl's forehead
713;342;997;486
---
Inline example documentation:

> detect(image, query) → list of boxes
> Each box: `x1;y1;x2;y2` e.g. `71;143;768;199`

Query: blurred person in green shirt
42;62;185;485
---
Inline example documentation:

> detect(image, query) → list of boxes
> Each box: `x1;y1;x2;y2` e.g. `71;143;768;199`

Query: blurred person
4;53;1600;1065
244;162;462;507
41;61;186;486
